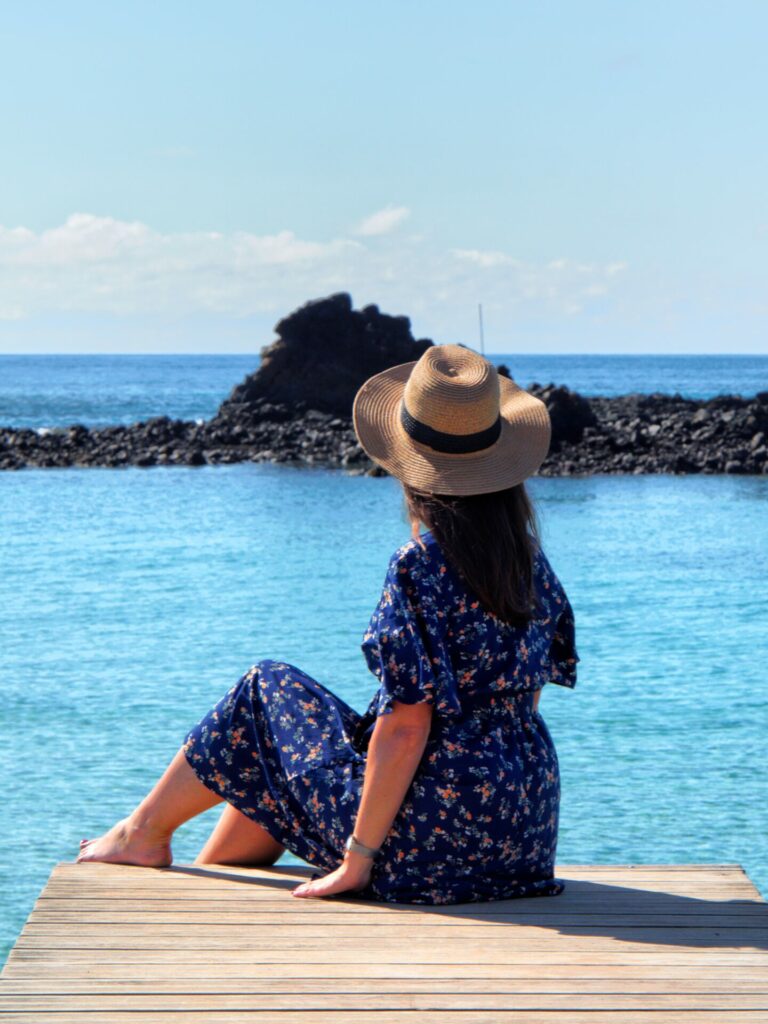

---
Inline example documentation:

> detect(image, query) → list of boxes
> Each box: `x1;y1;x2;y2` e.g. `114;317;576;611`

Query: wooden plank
1;861;766;1022
2;977;768;994
8;948;768;967
44;868;757;887
4;962;767;981
28;911;768;926
13;926;768;947
39;880;762;897
24;892;768;911
20;926;767;946
3;1012;768;1023
2;991;768;1010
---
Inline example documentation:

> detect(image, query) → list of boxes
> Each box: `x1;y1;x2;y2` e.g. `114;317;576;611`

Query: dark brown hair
402;481;541;627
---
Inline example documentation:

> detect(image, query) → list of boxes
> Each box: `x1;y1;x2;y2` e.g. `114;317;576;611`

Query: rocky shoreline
2;293;767;476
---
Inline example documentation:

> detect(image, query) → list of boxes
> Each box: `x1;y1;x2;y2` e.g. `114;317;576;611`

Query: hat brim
352;361;552;496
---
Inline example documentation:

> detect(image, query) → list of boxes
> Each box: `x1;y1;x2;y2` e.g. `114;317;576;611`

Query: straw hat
352;344;551;496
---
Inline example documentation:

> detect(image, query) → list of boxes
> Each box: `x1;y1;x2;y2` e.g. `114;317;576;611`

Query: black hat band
400;399;502;454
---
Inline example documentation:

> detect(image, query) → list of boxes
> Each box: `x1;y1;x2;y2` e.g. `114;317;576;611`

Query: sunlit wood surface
1;861;767;1022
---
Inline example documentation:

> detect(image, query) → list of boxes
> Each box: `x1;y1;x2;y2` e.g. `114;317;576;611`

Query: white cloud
451;248;517;268
605;261;628;276
0;212;626;326
0;304;24;320
17;213;151;266
353;205;410;236
0;214;364;318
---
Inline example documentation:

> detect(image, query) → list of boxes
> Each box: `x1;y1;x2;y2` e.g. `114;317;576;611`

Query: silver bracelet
344;833;381;858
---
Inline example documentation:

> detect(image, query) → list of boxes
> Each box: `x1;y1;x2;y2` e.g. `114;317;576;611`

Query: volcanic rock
213;292;433;423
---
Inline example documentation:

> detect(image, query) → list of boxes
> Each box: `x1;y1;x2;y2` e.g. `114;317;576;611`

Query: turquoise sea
1;355;767;965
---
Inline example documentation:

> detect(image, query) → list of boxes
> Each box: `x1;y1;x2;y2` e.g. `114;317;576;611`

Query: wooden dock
1;861;767;1022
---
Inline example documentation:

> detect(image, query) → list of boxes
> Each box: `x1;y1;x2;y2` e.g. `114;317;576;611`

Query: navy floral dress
183;529;578;904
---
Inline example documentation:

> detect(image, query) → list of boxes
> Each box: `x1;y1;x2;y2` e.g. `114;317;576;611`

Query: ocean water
0;465;766;965
0;353;766;430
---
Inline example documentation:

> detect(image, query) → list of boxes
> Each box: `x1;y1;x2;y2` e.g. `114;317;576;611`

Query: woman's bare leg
77;748;223;867
194;803;285;866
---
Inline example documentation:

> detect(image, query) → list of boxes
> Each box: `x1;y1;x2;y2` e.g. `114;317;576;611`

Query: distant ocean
0;353;766;430
0;353;766;967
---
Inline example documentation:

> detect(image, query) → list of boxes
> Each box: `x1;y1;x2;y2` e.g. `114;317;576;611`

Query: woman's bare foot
75;747;223;868
76;815;172;867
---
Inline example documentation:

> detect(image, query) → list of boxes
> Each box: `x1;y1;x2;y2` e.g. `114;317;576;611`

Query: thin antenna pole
477;302;485;355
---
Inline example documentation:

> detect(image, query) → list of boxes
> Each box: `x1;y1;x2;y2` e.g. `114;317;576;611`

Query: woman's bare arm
291;701;432;898
533;688;542;712
352;701;433;850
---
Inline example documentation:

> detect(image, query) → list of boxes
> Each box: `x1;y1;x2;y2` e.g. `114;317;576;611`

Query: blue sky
0;1;766;353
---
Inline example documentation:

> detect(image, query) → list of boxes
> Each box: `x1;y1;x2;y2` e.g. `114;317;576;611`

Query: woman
77;343;578;904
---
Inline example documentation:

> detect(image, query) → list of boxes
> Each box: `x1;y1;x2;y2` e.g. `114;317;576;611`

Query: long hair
402;481;541;627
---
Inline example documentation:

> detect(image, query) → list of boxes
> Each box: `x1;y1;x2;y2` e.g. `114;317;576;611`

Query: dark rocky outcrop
1;294;767;476
214;292;433;421
531;388;768;477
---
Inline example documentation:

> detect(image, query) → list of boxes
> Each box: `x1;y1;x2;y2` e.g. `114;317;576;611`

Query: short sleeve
548;591;579;688
361;550;463;719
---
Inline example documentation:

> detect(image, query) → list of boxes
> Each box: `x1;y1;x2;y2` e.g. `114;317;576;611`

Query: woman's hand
291;851;373;899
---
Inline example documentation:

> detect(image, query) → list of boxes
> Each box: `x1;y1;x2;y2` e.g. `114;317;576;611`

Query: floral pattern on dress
183;529;578;904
